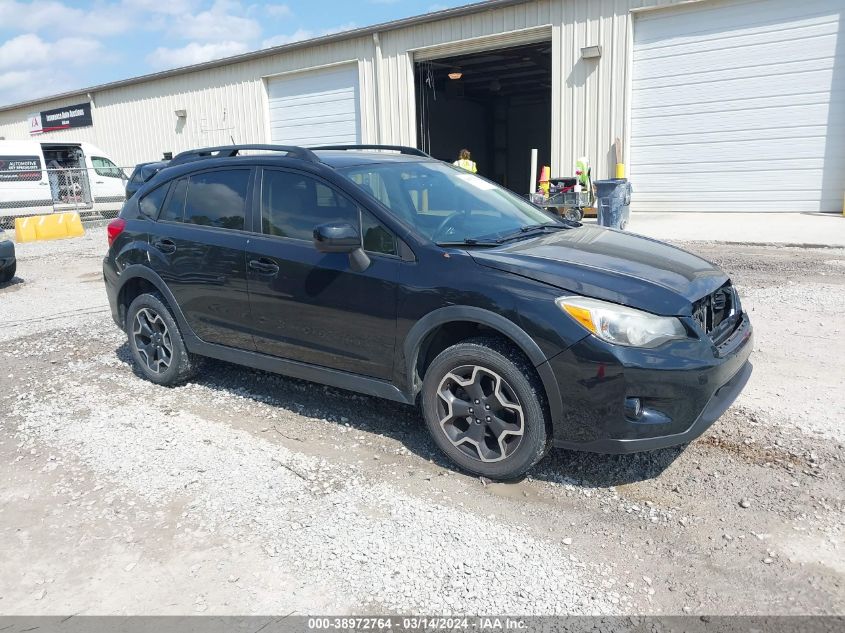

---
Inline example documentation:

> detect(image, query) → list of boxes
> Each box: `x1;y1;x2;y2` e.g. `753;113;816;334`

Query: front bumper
547;312;754;453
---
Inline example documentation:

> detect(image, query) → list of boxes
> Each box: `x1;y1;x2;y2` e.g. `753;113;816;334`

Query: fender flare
115;265;201;345
403;306;563;423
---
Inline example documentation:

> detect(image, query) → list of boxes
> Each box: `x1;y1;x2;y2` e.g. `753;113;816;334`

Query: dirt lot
1;227;843;615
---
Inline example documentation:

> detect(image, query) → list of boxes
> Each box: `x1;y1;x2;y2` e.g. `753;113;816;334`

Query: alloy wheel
132;307;173;374
436;365;525;463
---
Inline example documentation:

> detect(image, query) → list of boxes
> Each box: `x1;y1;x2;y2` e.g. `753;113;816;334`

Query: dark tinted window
184;169;249;230
361;208;396;255
129;168;144;185
139;182;170;218
261;170;356;241
159;178;187;222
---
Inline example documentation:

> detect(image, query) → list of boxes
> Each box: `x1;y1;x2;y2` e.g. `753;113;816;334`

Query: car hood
469;225;728;316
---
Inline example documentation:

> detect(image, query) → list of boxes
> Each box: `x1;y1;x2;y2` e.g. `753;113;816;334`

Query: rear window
184;169;250;230
0;155;42;182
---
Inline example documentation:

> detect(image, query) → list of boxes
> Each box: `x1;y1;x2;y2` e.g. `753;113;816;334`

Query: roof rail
310;144;432;158
169;144;319;166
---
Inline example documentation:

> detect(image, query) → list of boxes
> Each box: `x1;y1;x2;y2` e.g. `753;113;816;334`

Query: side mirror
313;222;371;272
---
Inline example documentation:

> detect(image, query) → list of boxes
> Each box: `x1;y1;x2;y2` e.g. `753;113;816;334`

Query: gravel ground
0;228;843;616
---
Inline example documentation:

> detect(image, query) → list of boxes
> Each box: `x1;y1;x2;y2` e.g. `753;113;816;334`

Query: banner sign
29;102;93;135
28;112;43;135
0;155;43;181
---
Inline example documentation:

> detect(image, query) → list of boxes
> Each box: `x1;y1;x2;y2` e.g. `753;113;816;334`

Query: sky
0;0;473;107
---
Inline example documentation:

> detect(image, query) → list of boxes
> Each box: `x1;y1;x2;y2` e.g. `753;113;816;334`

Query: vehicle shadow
115;343;683;489
0;276;24;291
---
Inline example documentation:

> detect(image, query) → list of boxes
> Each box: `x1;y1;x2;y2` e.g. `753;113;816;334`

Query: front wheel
421;337;550;480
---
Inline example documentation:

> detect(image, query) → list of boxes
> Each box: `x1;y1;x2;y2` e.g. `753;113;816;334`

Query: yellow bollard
615;163;626;179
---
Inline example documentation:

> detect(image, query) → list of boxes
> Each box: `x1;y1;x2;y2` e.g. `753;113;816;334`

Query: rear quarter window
139;182;170;218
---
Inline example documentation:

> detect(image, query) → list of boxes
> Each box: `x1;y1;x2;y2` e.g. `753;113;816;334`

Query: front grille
693;283;740;345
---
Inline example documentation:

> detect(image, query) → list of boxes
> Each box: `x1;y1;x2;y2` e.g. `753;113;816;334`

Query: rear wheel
126;292;202;386
421;337;550;480
0;261;15;284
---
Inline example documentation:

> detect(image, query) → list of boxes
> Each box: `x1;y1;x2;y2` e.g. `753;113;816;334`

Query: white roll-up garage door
630;0;844;212
267;64;361;147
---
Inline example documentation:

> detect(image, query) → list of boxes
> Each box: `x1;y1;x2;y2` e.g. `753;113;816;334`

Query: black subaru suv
103;144;753;479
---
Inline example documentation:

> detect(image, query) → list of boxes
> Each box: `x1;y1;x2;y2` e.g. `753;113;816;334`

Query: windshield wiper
495;222;571;243
436;238;500;248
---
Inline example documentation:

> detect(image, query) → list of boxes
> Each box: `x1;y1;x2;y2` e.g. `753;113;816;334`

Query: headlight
556;296;687;348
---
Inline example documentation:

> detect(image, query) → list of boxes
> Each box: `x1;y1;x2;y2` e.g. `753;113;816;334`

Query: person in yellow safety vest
453;149;477;173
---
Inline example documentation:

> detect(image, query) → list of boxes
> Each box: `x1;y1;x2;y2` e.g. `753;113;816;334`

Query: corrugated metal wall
0;0;701;175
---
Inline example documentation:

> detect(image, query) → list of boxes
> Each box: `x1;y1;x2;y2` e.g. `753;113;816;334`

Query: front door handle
153;238;176;254
249;258;280;275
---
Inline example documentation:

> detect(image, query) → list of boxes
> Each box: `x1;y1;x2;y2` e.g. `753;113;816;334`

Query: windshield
338;161;563;244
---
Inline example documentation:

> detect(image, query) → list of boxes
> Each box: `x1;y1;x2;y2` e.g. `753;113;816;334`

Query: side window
349;171;390;207
92;156;123;178
159;178;187;222
361;209;396;256
139;182;170;218
184;169;250;230
261;170;357;241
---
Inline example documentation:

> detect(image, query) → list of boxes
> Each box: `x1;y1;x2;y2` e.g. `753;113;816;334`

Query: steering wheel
432;213;466;242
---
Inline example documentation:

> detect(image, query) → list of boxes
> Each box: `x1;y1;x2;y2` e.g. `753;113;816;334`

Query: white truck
0;140;127;218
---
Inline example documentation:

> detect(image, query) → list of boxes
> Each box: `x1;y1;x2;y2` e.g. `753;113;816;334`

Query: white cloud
0;33;103;104
264;3;292;17
0;34;102;71
262;22;357;48
169;0;261;42
146;40;249;69
121;0;200;14
0;1;132;36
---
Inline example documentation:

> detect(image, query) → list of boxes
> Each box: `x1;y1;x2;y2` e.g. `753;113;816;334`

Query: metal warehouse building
1;0;842;212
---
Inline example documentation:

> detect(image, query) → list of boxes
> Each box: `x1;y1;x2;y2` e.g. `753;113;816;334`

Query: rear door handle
248;258;280;275
153;238;176;254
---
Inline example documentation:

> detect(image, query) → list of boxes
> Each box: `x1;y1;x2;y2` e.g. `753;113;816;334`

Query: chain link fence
1;166;131;229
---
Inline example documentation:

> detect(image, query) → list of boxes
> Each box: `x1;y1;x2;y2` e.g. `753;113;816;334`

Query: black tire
563;207;583;223
0;261;15;284
125;292;202;386
421;336;550;480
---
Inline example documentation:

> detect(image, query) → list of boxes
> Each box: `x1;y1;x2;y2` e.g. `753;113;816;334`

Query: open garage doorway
415;41;552;195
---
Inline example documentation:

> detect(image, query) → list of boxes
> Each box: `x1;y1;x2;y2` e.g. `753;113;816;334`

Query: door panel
246;236;399;379
245;167;399;379
145;169;255;350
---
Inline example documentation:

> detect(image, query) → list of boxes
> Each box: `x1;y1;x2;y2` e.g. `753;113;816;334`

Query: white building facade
0;0;842;212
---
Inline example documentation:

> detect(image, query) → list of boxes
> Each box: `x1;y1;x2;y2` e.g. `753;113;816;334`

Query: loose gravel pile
8;325;617;614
